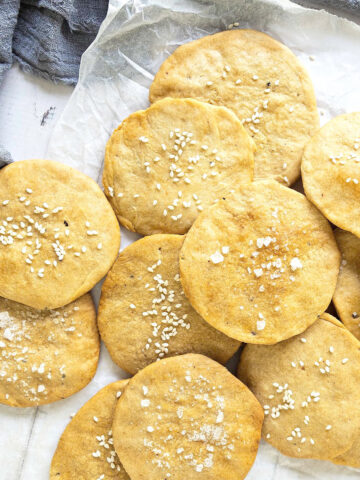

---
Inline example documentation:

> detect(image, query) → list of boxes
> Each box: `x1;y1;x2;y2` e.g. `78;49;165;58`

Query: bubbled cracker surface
302;112;360;237
0;159;120;309
98;234;240;374
333;229;360;341
103;97;254;235
150;29;319;186
238;314;360;460
50;380;129;480
180;179;340;344
0;294;99;407
112;354;263;480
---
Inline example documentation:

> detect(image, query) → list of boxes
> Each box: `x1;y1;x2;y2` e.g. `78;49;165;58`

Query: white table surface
0;64;73;161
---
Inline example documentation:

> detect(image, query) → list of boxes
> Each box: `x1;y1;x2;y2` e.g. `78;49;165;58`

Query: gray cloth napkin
0;0;109;86
0;0;108;167
293;0;360;21
0;145;13;169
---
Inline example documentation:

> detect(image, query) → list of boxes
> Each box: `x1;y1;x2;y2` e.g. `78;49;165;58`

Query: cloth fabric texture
0;0;109;86
0;145;13;168
293;1;360;20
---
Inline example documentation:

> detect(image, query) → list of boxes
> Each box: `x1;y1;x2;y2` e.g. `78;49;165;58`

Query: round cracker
0;159;120;309
238;314;360;460
112;353;263;480
333;229;360;341
0;294;99;407
103;97;254;235
150;29;318;185
302;112;360;236
180;179;340;344
50;380;130;480
98;234;240;374
332;436;360;469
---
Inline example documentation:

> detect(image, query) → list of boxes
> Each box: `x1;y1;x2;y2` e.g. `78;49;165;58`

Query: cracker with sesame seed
180;179;340;344
98;235;240;374
150;29;319;185
302;112;360;236
238;314;360;460
0;159;120;309
112;354;263;480
103;97;254;235
0;294;99;407
333;228;360;341
50;380;129;480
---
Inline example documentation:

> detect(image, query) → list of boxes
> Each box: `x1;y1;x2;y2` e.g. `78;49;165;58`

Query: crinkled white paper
1;1;360;478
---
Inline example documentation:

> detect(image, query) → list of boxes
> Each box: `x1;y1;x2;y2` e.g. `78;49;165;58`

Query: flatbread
302;112;360;237
50;380;130;480
180;179;340;344
333;229;360;341
0;294;99;407
103;97;254;235
238;314;360;460
150;29;319;185
98;234;240;374
0;159;120;309
112;354;263;480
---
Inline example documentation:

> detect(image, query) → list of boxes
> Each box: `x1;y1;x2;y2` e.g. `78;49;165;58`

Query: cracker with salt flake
103;97;254;235
238;314;360;460
98;234;239;375
0;294;99;407
50;380;129;480
180;179;340;344
150;29;318;185
302;112;360;236
112;354;263;480
0;159;120;309
333;228;360;341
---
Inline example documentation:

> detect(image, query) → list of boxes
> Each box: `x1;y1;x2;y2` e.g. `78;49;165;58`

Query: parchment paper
1;1;360;478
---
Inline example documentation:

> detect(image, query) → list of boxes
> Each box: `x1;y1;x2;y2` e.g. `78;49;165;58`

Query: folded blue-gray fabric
0;0;109;86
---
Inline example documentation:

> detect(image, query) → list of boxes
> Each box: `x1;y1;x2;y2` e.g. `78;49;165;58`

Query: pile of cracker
1;29;360;480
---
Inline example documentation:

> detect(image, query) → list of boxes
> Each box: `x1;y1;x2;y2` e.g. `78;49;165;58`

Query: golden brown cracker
0;294;99;407
180;179;339;344
112;354;263;480
98;234;240;374
150;29;318;185
103;97;254;235
238;314;360;460
0;159;120;309
50;380;129;480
